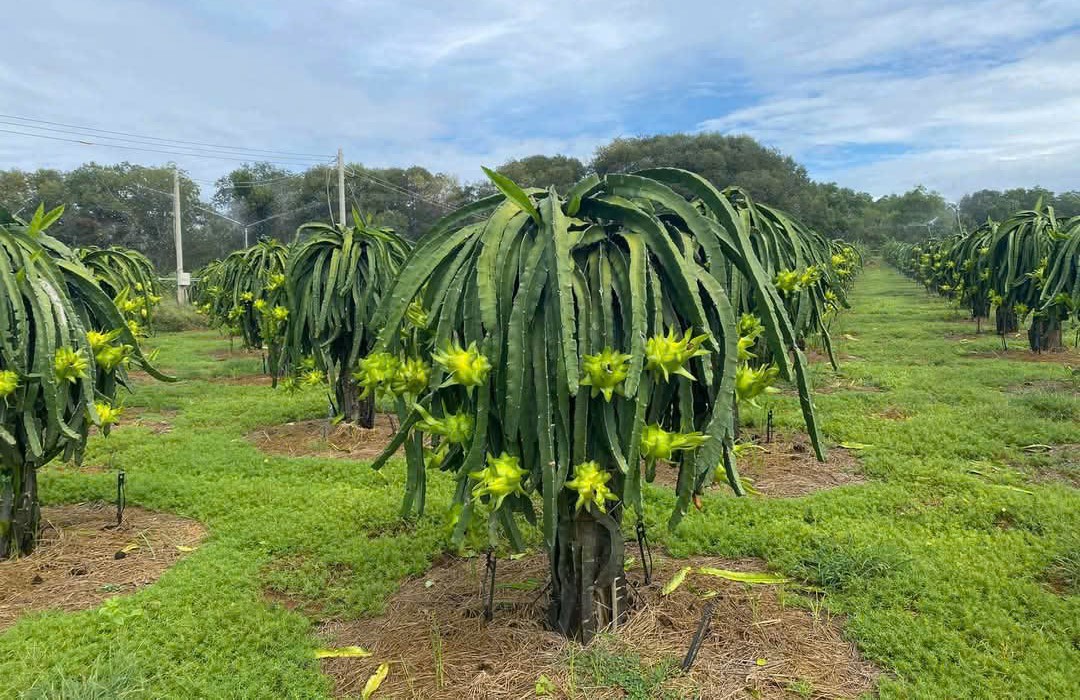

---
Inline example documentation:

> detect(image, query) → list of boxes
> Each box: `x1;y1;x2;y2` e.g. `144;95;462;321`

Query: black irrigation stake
530;578;552;607
635;522;654;585
766;408;774;444
115;470;126;527
681;600;717;671
484;548;497;622
323;400;334;440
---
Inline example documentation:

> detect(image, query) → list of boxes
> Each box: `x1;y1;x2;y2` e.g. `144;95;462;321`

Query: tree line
2;133;1077;272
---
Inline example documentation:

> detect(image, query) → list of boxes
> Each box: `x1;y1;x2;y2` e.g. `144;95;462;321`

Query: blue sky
2;0;1078;198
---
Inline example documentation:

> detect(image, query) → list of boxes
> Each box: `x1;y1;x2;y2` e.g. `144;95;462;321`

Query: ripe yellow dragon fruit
735;363;780;405
645;329;710;382
579;348;631;401
354;352;400;398
432;340;491;389
54;347;88;384
470;452;527;509
0;370;18;398
391;358;431;396
415;404;473;444
639;424;707;461
564;461;618;513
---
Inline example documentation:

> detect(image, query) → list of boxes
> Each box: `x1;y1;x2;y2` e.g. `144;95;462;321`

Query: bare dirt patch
113;407;178;435
1006;380;1079;397
810;378;885;395
209;347;257;361
248;414;401;460
216;374;274;386
735;434;866;497
804;349;863;365
876;407;909;421
310;554;878;699
647;433;865;498
0;503;206;631
945;331;983;341
1011;444;1080;489
965;348;1080;363
45;461;111;475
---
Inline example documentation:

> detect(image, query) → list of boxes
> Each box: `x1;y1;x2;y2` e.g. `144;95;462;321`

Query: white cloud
1;0;1078;195
701;29;1080;196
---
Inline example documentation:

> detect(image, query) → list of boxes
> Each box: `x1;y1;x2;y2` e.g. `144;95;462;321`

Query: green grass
2;264;1079;698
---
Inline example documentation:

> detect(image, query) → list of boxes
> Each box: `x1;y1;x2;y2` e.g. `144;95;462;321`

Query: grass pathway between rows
1;264;1077;698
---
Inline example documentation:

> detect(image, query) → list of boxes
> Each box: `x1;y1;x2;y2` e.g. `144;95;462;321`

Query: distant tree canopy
590;133;883;240
2;133;1075;271
483;154;587;193
958;188;1080;229
211;163;467;243
594;134;811;208
0;162;217;269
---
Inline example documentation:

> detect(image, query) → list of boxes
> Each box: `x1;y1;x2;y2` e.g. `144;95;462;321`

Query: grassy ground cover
1;264;1077;698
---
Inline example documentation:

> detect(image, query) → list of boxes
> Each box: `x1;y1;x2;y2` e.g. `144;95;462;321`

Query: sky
2;0;1078;199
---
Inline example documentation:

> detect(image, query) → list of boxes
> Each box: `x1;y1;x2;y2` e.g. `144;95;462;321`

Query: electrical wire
0;113;332;159
344;167;455;212
212;172;312;188
0;119;329;164
0;128;331;167
129;182;244;226
130;181;324;229
246;200;323;227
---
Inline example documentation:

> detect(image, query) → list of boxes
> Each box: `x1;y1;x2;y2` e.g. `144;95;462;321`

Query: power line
248;200;323;227
344;167;455;211
0;128;332;167
213;172;313;189
130;181;323;229
0;119;330;164
0;113;332;159
130;182;243;226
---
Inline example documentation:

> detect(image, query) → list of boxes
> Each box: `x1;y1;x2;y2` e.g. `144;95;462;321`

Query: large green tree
592;134;812;213
959;188;1080;229
213;163;468;244
871;186;957;243
483;155;588;193
0;163;202;270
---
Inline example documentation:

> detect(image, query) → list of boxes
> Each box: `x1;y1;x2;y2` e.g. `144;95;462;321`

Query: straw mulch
248;414;401;461
313;553;879;699
649;433;865;497
965;348;1080;363
734;434;866;498
113;406;177;435
0;502;206;631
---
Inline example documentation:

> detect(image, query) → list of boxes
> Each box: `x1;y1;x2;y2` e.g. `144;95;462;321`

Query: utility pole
337;146;346;227
173;167;188;304
243;225;249;248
